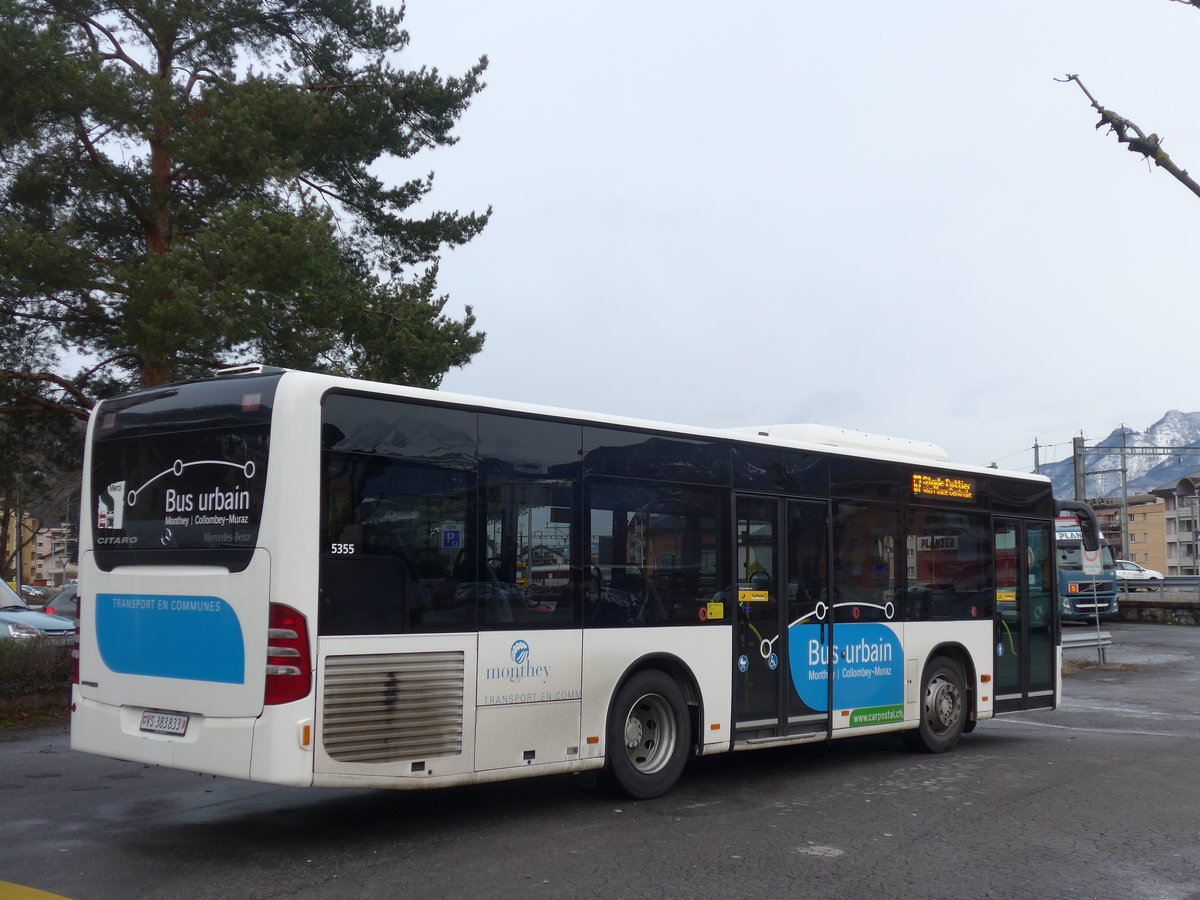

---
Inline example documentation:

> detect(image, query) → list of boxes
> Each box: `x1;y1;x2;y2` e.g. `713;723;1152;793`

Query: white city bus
71;366;1069;798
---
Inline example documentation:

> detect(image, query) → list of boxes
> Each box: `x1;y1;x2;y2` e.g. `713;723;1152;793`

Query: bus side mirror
1056;499;1100;551
1078;515;1099;553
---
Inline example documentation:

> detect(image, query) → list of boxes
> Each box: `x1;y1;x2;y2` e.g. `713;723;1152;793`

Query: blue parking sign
442;529;461;549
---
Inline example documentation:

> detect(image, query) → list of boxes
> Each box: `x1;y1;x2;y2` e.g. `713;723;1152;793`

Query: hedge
0;638;72;719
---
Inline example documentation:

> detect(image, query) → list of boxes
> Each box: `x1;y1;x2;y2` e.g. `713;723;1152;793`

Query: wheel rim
622;692;678;775
923;672;962;737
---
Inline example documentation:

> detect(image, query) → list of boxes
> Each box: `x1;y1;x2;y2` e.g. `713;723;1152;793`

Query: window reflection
320;453;474;634
905;508;993;621
833;503;901;622
478;481;579;627
587;479;721;627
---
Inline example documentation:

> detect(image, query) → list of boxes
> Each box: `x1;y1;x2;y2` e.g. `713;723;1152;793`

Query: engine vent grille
321;651;465;763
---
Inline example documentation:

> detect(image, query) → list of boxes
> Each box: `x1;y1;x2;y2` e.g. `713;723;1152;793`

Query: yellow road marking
0;883;73;900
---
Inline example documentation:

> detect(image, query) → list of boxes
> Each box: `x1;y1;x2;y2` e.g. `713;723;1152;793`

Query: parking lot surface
2;621;1198;899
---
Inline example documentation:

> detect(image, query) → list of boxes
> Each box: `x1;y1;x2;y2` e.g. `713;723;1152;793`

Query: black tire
1147;579;1161;592
903;656;967;754
604;669;690;800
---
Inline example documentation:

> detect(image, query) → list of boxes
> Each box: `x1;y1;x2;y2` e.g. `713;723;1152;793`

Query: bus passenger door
733;496;830;740
993;519;1055;712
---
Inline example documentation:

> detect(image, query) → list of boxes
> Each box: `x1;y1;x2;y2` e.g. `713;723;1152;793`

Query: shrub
0;638;73;697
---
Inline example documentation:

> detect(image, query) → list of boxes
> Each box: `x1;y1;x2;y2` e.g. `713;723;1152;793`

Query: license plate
139;710;189;736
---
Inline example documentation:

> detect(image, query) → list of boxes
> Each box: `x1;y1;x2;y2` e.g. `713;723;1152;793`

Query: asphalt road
2;622;1199;900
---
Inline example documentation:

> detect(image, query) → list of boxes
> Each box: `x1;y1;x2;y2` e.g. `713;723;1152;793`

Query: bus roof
132;366;1048;485
723;424;950;462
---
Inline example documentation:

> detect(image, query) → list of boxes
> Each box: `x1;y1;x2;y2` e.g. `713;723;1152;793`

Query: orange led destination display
911;472;976;501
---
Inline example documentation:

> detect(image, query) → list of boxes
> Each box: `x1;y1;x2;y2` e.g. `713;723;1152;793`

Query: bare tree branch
79;353;141;381
78;16;149;77
0;370;95;419
183;67;223;95
1058;74;1200;201
74;116;151;223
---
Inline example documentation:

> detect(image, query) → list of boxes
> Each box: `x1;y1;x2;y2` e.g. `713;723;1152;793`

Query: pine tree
0;0;490;417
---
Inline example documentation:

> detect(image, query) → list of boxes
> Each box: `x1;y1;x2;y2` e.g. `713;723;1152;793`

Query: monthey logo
483;639;550;682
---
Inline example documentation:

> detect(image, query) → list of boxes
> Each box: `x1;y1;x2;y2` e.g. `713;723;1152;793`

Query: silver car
0;579;76;643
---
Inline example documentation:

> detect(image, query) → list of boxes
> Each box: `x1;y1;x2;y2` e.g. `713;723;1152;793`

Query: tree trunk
140;113;172;388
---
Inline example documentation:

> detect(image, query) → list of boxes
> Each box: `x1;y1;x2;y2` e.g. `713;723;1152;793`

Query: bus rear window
90;375;278;571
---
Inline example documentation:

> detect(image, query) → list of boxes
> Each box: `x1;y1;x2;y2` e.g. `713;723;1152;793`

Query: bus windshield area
89;373;279;570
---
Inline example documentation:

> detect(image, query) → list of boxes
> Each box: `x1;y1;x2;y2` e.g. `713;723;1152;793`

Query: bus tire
904;656;966;754
604;669;690;799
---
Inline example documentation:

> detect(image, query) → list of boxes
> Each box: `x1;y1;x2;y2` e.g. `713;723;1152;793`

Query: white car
1114;560;1164;591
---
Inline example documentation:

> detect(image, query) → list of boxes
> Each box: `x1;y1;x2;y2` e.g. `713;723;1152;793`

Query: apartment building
1149;472;1200;576
1089;494;1166;572
32;524;76;587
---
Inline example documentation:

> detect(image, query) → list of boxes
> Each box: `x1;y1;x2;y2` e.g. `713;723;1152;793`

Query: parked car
0;579;76;642
1114;560;1164;591
43;583;78;621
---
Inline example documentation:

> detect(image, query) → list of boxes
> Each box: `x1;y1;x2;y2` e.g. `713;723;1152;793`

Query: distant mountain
1040;410;1200;499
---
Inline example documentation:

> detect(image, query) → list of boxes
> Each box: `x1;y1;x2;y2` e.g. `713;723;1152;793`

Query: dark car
43;583;78;620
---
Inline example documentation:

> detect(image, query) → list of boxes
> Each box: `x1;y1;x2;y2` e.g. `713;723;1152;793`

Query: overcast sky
389;0;1199;473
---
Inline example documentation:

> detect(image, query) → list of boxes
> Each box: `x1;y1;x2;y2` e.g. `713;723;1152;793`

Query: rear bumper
71;689;257;781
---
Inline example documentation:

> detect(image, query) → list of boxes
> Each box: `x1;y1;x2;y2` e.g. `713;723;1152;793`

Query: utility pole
1119;426;1129;559
1073;436;1087;500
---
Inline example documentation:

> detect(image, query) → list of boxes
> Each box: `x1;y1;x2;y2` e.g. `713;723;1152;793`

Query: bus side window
586;478;721;627
319;555;414;636
903;507;993;622
320;451;476;634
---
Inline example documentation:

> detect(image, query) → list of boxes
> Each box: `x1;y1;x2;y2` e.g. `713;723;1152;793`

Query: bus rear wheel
904;656;967;754
605;670;690;799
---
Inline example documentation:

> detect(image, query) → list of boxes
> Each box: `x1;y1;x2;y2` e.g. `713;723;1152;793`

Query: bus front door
993;519;1056;712
733;496;831;741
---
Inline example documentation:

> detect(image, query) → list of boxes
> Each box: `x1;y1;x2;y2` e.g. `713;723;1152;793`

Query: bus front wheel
604;670;690;799
904;656;967;754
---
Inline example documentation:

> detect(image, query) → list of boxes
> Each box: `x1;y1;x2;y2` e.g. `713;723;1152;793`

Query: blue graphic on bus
96;593;245;684
789;622;903;712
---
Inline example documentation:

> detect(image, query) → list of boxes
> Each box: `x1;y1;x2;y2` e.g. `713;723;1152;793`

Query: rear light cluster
265;603;312;705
